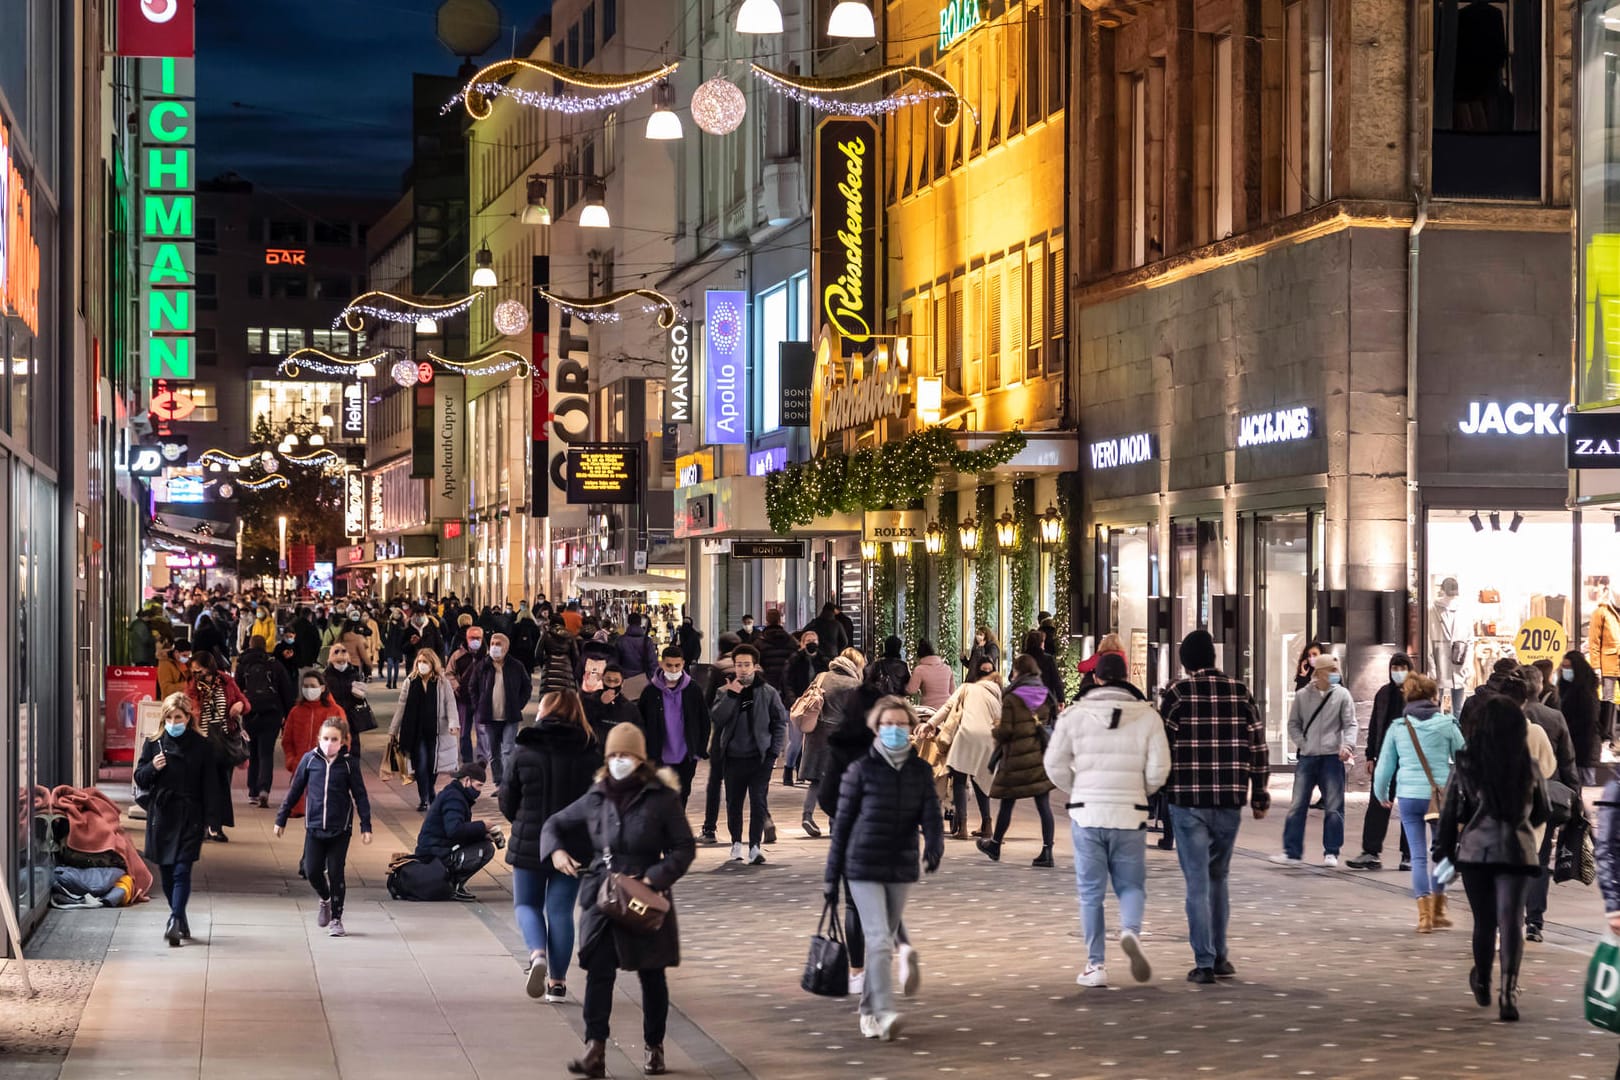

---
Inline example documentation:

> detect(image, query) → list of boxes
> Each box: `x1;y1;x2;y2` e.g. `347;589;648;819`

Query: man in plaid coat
1158;630;1271;985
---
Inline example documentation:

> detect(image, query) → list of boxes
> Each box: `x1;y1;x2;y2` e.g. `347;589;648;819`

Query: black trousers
1460;866;1532;983
1525;830;1556;930
244;712;283;798
672;757;699;809
993;791;1055;846
1359;794;1411;859
442;840;496;887
702;755;726;832
952;770;991;830
724;757;772;846
303;830;352;918
582;938;669;1045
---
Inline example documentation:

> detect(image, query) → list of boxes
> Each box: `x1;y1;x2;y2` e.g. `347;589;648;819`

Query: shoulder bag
791;675;827;733
1403;719;1444;822
596;848;670;935
801;899;850;997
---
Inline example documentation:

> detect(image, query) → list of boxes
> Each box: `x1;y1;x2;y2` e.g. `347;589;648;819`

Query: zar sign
815;117;880;350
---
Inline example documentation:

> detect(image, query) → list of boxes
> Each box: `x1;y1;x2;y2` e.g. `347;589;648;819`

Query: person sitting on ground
414;762;499;901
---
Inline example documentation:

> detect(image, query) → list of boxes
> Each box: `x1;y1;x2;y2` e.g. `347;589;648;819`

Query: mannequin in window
1587;585;1620;751
1428;577;1467;713
1452;0;1511;132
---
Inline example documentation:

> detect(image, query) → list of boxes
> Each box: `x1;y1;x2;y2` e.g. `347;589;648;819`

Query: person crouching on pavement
275;718;373;937
542;723;695;1078
824;696;945;1041
1042;652;1169;988
414;762;499;901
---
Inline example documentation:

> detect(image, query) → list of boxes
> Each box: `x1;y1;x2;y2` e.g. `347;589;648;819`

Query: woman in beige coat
921;671;1002;839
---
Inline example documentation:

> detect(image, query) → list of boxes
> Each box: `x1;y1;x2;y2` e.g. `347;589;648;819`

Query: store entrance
1251;511;1320;750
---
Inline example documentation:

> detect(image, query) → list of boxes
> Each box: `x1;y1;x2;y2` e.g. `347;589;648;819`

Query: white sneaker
875;1011;902;1041
859;1014;881;1039
1323;854;1339;868
1268;853;1304;865
847;970;866;995
748;845;766;865
898;943;920;996
1120;929;1151;983
1076;963;1108;988
729;842;744;862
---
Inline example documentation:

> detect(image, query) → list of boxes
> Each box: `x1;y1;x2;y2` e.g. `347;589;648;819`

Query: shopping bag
1586;933;1620;1032
801;899;850;998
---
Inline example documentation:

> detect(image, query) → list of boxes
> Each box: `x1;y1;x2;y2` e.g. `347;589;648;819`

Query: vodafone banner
117;0;195;58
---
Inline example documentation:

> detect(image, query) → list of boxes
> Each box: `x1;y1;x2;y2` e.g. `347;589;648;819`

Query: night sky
198;0;553;195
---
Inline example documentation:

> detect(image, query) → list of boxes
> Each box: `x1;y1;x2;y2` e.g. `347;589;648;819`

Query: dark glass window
268;273;308;299
314;221;353;245
603;0;616;42
268;220;305;246
1432;0;1540;198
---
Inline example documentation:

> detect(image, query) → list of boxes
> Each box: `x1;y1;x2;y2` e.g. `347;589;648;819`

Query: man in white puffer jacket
1043;653;1171;989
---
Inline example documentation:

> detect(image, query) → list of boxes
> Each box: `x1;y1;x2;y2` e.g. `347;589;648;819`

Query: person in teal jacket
1373;672;1466;933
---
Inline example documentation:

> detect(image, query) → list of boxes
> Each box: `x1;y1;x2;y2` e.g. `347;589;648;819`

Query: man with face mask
1347;653;1415;872
405;605;445;659
709;645;789;865
635;647;712;809
291;607;321;669
1273;653;1356;868
782;630;830;787
448;626;489;767
736;615;757;644
471;632;532;788
414;762;499;901
584;663;639;735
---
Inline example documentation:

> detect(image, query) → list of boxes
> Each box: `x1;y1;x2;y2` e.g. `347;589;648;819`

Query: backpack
791;675;827;733
386;853;454;901
240;659;282;712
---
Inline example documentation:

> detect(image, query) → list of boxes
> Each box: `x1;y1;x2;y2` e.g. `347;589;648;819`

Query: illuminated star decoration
333;291;480;332
391;358;421;388
708;298;744;353
690;76;747;135
536;287;680;329
449;59;680;120
493;299;530;336
277;347;389;378
426;349;533;378
751;63;971;127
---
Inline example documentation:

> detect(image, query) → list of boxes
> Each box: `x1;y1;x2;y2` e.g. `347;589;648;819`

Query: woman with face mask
184;650;248;843
282;672;348;820
541;724;695;1078
1559;650;1602;785
274;718;373;938
824;697;945;1041
135;693;219;946
391;649;460;810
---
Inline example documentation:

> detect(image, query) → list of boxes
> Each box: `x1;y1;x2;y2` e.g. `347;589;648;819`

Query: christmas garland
935;490;960;666
1010;480;1035;646
764;427;1027;534
903;554;921;661
874;551;897;646
973;485;997;643
1055;485;1081;699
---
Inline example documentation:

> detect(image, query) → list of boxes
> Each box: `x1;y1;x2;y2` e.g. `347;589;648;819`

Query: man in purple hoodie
635;645;713;806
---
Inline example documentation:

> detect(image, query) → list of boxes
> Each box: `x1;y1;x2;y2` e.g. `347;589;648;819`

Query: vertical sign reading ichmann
814;117;880;353
431;374;466;520
138;56;197;382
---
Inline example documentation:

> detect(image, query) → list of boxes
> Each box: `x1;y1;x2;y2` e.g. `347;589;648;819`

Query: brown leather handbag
596;850;670;935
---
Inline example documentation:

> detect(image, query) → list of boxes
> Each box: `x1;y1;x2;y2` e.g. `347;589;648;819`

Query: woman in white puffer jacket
1042;653;1171;989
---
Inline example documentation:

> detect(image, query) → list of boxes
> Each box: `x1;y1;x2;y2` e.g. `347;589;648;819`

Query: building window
567;21;580;68
1025;0;1043;129
247;328;265;354
1214;34;1233;240
1026;244;1044;378
269;273;308;299
934;293;949;378
1282;0;1327;215
947;279;964;394
268;220;305;246
197;272;217;312
1047;241;1066;374
1004;251;1023;385
1006;10;1023;139
603;0;616;42
1129;72;1148;267
583;3;596;64
315;276;351;300
247;274;263;299
760;283;790;432
314;221;352;246
985;260;1002;390
197;217;218;257
1579;3;1620;402
1434;0;1540;199
1046;0;1064;117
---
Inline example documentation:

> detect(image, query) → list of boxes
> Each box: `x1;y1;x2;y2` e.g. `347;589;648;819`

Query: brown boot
1430;892;1453;929
567;1040;607;1078
644;1044;666;1075
1415;895;1433;934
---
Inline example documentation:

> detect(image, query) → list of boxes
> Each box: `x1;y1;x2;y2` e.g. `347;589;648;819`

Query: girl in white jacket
1043;654;1171;988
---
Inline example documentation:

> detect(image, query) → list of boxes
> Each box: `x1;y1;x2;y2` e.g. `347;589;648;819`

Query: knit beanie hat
452;762;486;783
1179;630;1217;672
604;722;647;762
1095;652;1129;683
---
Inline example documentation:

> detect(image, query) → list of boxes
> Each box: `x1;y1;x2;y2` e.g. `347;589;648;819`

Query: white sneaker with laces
1268;853;1304;865
1076;963;1108;988
859;1014;880;1039
875;1012;902;1041
1322;854;1339;867
748;845;766;865
898;943;920;996
729;842;744;862
1120;929;1152;983
847;970;866;995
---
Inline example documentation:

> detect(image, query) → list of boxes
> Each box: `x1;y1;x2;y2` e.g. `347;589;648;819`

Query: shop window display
1425;510;1572;710
1101;526;1152;689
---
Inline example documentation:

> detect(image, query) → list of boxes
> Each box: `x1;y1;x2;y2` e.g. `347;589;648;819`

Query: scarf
877;741;912;770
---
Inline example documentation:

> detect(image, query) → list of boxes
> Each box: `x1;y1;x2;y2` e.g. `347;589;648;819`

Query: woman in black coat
824;696;944;1041
541;722;695;1078
1559;650;1601;783
134;692;218;946
500;690;603;1003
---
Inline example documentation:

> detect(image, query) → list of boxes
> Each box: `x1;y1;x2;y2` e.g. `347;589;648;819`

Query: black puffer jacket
499;716;603;870
754;625;799;693
1365;654;1412;762
538;630;579;693
817;683;887;819
825;745;945;885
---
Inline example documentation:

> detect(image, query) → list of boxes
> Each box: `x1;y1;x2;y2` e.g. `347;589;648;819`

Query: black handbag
801;899;850;998
1546;778;1577;828
347;698;378;736
210;723;249;768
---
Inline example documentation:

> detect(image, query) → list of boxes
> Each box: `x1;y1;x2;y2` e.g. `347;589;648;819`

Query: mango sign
139;57;197;382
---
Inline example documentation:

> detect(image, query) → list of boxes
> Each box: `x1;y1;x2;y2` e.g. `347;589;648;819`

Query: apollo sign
1458;400;1565;436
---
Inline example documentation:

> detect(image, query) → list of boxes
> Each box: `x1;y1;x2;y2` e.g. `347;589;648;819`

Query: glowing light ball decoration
392;358;420;388
691;77;747;135
493;299;529;335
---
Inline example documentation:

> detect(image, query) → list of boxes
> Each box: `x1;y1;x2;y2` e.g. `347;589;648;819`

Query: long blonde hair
411;648;444;681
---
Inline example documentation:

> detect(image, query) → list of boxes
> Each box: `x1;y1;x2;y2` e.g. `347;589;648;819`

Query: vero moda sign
118;0;196;58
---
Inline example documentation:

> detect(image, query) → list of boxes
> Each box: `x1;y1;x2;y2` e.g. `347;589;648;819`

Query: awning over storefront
956;430;1078;475
572;572;687;592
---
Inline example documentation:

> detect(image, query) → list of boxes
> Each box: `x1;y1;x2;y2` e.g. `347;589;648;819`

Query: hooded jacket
500;716;604;871
710;678;789;764
539;628;580;693
1371;701;1465;802
415;780;489;859
754;624;799;692
1044;682;1170;829
614;625;659;681
636;673;712;766
277;747;372;839
989;676;1058;800
1365;653;1412;762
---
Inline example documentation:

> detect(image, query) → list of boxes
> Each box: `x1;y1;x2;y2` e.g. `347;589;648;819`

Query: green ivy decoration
903;553;920;660
936;490;960;667
1055;485;1082;699
973;485;997;645
1010;480;1035;647
874;550;897;647
764;426;1027;533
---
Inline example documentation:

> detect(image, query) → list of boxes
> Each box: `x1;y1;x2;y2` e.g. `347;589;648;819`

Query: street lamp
472;242;498;288
277;514;288;601
861;540;879;562
957;517;979;668
735;0;783;34
958;516;979;555
890;539;908;558
995;511;1018;555
645;79;683;140
1038;504;1063;614
521;175;552;226
924;521;944;556
827;0;875;37
580;181;611;228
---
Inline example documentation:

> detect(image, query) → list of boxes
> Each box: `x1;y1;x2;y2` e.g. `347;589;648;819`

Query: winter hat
1095;652;1129;683
604;722;648;762
452;762;487;783
1311;653;1340;672
1180;630;1217;672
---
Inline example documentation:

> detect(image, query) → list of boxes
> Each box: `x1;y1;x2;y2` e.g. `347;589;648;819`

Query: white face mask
606;757;637;781
331;661;348;671
417;662;431;676
489;645;504;659
468;639;482;651
302;686;322;701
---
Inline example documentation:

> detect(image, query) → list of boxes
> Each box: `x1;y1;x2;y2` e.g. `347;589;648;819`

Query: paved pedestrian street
12;687;1619;1080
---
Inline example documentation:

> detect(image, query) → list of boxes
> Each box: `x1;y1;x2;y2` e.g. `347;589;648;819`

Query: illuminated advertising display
431;375;466;520
138;57;197;382
566;444;641;505
666;319;692;425
703;290;747;445
814;117;880;350
342;381;364;437
343;467;364;538
0;118;41;336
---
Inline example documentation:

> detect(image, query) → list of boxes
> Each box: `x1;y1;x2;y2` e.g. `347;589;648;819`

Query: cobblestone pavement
37;686;1620;1080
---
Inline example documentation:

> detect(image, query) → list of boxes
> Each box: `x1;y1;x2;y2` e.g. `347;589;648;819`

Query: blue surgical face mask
1391;670;1408;686
1562;667;1575;682
1327;673;1342;686
164;721;188;738
878;725;911;750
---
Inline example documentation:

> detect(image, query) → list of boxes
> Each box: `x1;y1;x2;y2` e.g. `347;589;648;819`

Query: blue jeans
1281;754;1345;859
1169;805;1242;969
385;656;401;687
1396;796;1444;898
159;861;193;919
1071;824;1147;966
512;865;581;980
410;738;437;807
485;721;519;786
